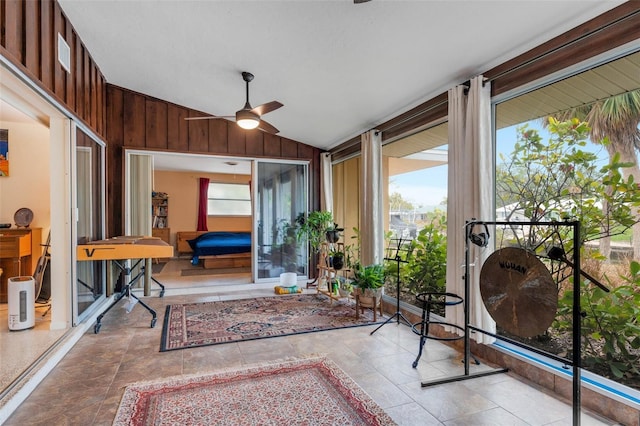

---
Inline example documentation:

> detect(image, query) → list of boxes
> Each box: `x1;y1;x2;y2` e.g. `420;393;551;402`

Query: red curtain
197;177;209;231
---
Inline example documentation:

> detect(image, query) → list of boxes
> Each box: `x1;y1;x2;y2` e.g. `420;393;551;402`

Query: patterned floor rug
113;357;396;425
160;294;383;351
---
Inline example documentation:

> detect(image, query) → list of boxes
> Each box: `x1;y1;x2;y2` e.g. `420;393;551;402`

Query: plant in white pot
337;276;353;297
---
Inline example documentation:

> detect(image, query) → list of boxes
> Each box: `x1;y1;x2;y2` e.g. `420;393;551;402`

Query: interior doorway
124;150;310;285
125;150;255;283
0;66;67;398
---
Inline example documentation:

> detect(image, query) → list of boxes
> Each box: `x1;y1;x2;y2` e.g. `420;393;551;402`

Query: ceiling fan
185;71;283;134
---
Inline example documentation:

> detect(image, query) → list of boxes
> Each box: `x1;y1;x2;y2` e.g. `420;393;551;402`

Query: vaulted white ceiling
57;0;624;150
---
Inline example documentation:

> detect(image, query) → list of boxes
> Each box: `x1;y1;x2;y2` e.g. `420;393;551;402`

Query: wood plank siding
0;0;106;137
106;85;321;237
3;0;637;236
485;3;640;97
0;0;319;238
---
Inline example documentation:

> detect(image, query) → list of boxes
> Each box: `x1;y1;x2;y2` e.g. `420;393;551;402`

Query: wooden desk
77;236;173;333
0;228;42;303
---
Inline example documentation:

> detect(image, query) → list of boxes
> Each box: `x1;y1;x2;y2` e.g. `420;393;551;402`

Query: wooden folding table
77;236;173;333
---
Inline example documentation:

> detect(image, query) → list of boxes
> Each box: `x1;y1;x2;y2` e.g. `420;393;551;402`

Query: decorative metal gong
479;247;557;338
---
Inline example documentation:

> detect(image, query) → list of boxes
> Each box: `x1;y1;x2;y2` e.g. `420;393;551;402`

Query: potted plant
337;276;353;297
352;263;385;307
325;222;344;244
329;248;345;270
296;210;334;253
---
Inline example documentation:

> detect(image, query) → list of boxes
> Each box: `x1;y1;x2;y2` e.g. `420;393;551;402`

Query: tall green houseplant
296;210;334;253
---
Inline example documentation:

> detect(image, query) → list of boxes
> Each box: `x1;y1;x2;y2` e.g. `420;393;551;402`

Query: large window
208;182;251;216
382;123;449;312
332;122;450;312
494;50;640;393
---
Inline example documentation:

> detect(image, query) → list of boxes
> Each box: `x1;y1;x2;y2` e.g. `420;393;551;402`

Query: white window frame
208;182;251;216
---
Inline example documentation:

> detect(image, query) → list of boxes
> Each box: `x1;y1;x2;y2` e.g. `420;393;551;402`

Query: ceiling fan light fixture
236;109;260;130
184;71;281;134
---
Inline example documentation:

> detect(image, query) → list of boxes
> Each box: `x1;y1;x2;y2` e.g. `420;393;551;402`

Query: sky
389;120;611;210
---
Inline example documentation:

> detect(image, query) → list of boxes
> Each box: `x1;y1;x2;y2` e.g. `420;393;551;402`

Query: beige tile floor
0;304;65;392
3;261;622;425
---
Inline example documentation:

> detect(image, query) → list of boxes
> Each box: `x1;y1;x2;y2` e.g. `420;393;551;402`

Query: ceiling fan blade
251;101;283;117
184;115;234;121
257;119;279;134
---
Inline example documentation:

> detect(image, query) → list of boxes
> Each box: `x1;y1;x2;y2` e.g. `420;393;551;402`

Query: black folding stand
421;220;586;426
370;238;412;335
94;259;165;333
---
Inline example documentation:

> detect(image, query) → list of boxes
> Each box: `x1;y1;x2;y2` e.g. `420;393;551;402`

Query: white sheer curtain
128;153;153;237
466;76;495;343
320;152;333;213
446;76;495;344
446;85;469;334
360;130;383;266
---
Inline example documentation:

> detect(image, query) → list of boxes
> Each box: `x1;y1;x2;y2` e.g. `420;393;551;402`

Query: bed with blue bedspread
187;232;252;265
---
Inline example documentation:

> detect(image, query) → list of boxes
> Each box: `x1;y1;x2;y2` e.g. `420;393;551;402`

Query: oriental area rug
113;357;396;426
160;294;383;351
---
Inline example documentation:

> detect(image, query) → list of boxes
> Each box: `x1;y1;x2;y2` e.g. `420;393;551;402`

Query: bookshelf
152;194;170;260
152;194;169;230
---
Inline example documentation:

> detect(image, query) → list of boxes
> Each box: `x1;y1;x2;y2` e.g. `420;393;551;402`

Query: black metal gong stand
421;220;583;426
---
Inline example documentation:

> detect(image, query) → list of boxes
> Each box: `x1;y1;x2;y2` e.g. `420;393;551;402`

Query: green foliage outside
385;220;448;315
555;261;640;387
263;218;301;273
496;118;640;389
389;191;417;212
400;221;447;293
496;118;640;251
386;117;640;388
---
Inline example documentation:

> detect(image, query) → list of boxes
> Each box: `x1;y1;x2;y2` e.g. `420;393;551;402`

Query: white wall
0;120;50;240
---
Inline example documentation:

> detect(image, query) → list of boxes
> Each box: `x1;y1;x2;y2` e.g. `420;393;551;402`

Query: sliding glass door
75;128;105;321
255;161;308;280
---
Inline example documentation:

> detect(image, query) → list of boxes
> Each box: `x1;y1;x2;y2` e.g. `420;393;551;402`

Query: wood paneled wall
106;85;321;237
0;0;107;137
0;0;321;238
485;3;640;96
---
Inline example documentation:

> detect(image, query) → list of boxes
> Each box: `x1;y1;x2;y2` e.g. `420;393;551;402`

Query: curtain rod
330;97;448;157
484;8;640;84
380;99;447;133
383;8;640;136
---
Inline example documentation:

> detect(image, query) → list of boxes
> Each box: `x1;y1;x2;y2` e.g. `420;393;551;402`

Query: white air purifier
8;276;35;331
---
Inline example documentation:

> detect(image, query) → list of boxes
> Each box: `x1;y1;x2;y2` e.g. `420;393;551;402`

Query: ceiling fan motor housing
236;108;260;129
242;71;254;82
